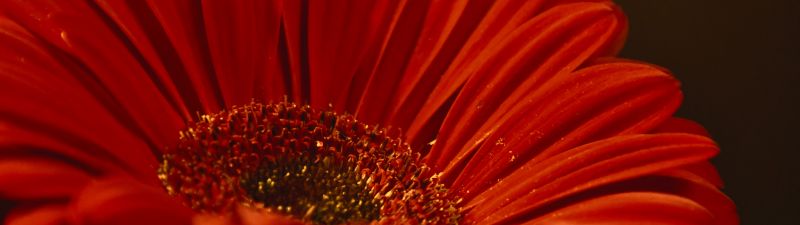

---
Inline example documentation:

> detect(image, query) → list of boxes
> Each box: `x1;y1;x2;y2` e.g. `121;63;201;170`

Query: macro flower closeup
0;0;738;224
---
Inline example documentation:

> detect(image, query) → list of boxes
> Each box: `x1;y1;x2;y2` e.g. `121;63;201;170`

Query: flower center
158;101;461;224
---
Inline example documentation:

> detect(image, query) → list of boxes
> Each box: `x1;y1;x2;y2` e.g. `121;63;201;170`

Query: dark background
614;1;799;224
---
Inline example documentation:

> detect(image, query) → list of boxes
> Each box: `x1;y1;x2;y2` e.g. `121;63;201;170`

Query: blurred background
614;1;799;224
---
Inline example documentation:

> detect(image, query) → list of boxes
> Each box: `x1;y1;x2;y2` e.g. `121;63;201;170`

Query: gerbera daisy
0;0;737;224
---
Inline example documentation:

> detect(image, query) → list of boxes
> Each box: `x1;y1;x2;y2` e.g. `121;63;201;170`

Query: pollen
158;101;461;224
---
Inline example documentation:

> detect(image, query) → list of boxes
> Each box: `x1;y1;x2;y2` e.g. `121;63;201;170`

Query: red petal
653;117;724;187
352;0;434;124
446;61;681;196
465;133;718;223
0;156;90;200
69;178;192;225
279;0;304;103
0;16;163;180
235;206;307;225
1;0;186;150
679;162;725;188
5;203;67;225
353;0;496;125
388;0;616;134
521;192;714;225
307;1;397;111
306;0;352;108
370;0;475;127
202;0;286;106
653;117;711;137
0;123;148;182
93;0;223;114
615;175;739;225
191;206;306;225
407;1;623;148
513;174;738;225
140;0;227;111
421;2;627;168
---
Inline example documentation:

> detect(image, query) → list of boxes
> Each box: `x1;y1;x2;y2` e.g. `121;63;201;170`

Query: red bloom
0;0;737;224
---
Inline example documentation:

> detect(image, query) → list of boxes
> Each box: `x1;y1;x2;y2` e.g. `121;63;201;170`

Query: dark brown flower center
158;101;461;224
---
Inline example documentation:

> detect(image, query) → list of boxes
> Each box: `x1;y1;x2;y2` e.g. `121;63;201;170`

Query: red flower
0;0;737;224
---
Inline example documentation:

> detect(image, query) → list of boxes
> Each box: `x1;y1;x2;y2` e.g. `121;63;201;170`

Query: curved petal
447;61;681;197
93;0;222;114
68;178;193;225
0;120;152;184
653;117;711;137
653;117;724;188
465;133;718;224
5;203;67;225
0;81;157;181
0;156;91;200
192;206;306;225
510;174;738;225
408;1;624;151
522;192;714;225
422;2;627;168
379;0;486;128
1;0;186;150
620;175;739;225
0;16;162;181
354;0;475;124
674;162;725;189
138;0;226;111
387;0;618;135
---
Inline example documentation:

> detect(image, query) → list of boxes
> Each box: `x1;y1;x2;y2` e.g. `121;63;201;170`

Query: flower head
0;0;737;225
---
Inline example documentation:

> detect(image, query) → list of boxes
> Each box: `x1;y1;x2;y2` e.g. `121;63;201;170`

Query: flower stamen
158;101;461;224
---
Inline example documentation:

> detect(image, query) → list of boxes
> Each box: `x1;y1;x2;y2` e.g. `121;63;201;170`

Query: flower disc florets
158;101;461;224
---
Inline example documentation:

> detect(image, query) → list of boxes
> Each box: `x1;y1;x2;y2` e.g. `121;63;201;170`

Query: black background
614;1;799;224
